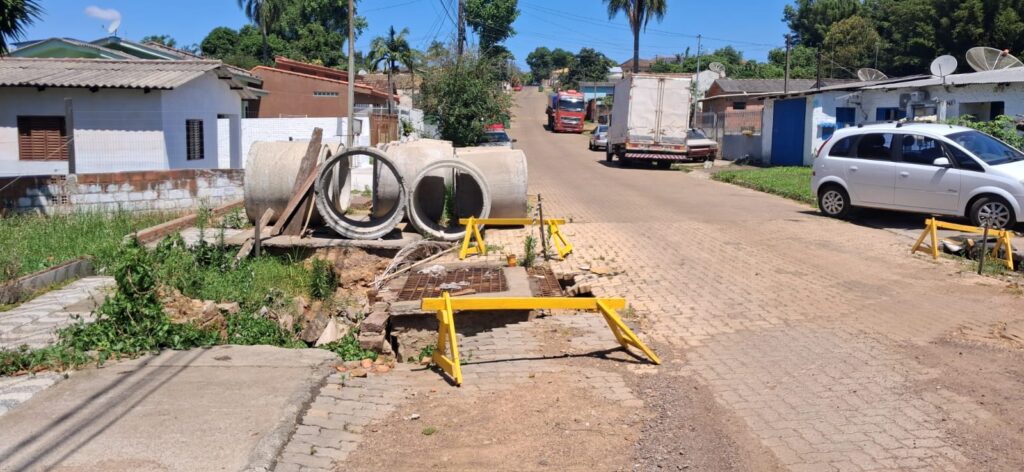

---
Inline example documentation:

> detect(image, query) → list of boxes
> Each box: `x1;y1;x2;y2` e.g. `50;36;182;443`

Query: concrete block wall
0;169;243;215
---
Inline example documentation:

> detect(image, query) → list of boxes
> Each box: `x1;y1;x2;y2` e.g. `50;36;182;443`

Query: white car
812;123;1024;229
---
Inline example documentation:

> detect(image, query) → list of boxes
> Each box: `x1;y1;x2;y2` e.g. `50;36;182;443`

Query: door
845;133;896;205
771;98;806;166
892;134;962;212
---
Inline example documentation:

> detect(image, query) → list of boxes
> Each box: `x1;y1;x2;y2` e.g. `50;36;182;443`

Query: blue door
771;98;807;166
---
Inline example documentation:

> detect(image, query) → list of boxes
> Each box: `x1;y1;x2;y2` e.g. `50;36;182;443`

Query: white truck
606;74;694;168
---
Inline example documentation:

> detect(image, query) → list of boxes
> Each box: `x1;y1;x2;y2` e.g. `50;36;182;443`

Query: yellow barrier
421;293;661;385
911;217;1015;270
458;217;574;260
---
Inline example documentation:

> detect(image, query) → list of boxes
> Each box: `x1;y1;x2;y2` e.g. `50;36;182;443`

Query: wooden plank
269;170;317;237
254;208;274;257
281;128;324;236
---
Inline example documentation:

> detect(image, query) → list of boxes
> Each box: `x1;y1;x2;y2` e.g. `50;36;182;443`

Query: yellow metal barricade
458;217;574;260
421;293;661;385
911;217;1015;270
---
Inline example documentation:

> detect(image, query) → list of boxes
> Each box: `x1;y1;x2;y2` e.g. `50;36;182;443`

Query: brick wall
0;169;244;215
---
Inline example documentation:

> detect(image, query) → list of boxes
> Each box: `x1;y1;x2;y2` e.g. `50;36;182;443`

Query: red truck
546;90;585;133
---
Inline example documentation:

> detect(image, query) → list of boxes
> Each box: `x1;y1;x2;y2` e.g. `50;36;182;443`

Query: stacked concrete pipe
371;139;454;219
316;147;407;240
405;159;492;241
244;141;342;224
455;147;529;218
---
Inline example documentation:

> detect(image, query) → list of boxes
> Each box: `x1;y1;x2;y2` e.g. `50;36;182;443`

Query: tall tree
370;26;419;111
0;0;42;55
783;0;861;46
237;0;282;63
419;53;512;146
604;0;668;74
526;47;553;83
465;0;520;55
823;15;881;76
562;48;614;89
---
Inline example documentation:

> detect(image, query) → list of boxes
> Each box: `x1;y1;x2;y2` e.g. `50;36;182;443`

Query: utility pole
457;0;466;57
784;34;793;94
874;42;880;70
815;48;822;90
695;34;703;76
346;0;355;148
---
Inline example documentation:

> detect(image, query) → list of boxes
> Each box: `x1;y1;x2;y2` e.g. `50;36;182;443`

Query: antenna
930;55;958;79
966;47;1024;72
695;70;720;95
708;62;726;77
856;68;888;81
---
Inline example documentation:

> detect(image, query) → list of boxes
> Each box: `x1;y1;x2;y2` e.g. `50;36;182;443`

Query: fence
693;110;764;161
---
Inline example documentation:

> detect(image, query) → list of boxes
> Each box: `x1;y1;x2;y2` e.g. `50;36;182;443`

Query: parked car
480;129;515;148
589;125;608;151
685;128;718;161
812;123;1024;229
513;84;523;92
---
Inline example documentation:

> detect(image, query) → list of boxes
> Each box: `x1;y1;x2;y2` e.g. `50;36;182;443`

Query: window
732;101;747;110
899;135;944;165
875;107;906;121
828;136;857;157
313;91;339;97
944;144;984;172
836;107;856;128
947;130;1024;166
854;133;894;160
186;119;204;161
17;116;68;161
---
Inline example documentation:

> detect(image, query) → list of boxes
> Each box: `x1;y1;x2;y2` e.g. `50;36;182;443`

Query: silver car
589;125;608;151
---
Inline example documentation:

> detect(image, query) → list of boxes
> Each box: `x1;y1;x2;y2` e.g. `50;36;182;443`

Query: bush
419;53;512;146
309;258;337;301
946;115;1024;150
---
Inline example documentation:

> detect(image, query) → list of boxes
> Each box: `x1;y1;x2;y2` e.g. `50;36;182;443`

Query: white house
0;58;245;177
760;68;1024;166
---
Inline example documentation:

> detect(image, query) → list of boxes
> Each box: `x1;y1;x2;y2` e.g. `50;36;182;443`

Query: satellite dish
966;47;1023;71
856;68;888;81
708;62;726;77
696;70;720;94
930;55;958;77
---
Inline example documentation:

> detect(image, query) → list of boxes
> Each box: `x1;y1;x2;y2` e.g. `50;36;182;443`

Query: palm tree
369;26;419;111
237;0;280;63
604;0;668;74
0;0;43;55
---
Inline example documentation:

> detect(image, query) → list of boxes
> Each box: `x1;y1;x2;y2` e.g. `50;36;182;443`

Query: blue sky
24;0;792;66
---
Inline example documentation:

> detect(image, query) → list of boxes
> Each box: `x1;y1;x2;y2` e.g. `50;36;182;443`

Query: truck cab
546;90;586;133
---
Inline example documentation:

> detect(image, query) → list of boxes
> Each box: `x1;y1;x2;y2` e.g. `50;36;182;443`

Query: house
0;58;247;176
11;36;265;118
361;72;420;108
619;58;654;73
252;57;393;118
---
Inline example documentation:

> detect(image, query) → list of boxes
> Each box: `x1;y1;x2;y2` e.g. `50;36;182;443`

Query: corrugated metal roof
0;58;221;89
863;68;1024;89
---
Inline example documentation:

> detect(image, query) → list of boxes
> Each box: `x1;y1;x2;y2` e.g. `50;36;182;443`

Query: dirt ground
346;377;641;472
907;326;1024;471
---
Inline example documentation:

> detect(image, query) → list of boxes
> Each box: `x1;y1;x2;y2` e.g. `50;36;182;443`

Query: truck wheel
656;160;672;169
605;146;614;162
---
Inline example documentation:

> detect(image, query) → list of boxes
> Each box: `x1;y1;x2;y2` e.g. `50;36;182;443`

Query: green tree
465;0;520;55
141;34;177;48
526;46;553;82
863;0;938;76
419;54;512;146
767;45;818;79
562;48;614;89
370;26;419;111
783;0;861;46
550;48;574;69
604;0;668;74
200;26;239;58
0;0;42;55
237;0;283;63
823;15;881;76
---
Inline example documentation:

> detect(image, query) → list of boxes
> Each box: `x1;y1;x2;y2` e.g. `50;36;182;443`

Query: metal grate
527;266;563;297
397;267;507;301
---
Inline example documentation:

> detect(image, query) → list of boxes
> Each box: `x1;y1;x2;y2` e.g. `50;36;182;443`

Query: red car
513;84;523;91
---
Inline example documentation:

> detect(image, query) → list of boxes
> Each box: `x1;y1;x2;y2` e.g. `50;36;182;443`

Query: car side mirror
932;157;951;167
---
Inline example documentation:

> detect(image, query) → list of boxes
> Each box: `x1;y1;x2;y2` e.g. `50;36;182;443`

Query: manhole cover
527;266;563;297
398;267;508;301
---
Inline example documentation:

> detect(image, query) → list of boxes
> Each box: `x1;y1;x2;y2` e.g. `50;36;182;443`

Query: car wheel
818;185;851;219
588;143;594;151
970;195;1015;229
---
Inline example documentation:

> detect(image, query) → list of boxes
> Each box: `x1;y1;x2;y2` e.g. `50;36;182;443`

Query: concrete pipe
244;141;344;224
406;159;491;241
455;147;529;218
372;139;454;219
316;147;406;240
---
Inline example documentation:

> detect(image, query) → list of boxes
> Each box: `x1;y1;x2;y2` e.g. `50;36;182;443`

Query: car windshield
558;98;585;112
687;129;708;139
595;125;608;134
947;130;1024;165
481;132;510;143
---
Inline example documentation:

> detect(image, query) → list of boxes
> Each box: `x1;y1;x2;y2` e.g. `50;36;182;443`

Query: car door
892;134;962;212
843;133;896;205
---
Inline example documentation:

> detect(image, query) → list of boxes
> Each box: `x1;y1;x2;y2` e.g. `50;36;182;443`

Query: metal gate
770;98;807;166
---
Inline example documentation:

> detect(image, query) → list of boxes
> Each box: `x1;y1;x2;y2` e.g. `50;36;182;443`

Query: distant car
513;84;523;92
480;130;514;148
812;123;1024;229
685;129;718;161
589;125;608;151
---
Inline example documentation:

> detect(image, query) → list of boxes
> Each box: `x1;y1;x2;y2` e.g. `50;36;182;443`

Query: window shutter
186;119;204;160
18;116;68;160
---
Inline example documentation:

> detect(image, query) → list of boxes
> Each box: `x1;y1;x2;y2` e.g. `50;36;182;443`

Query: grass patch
713;167;815;205
0;211;174;282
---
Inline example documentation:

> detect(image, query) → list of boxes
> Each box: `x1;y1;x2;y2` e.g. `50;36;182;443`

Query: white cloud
84;6;122;34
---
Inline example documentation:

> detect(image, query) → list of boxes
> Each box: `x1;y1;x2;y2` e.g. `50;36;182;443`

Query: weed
221;208;249;229
484;244;504;252
319;329;378;361
438;184;456;229
520;235;537;268
309;258;337;301
226;313;304;347
713;167;815;206
418;344;436;362
422;426;437;436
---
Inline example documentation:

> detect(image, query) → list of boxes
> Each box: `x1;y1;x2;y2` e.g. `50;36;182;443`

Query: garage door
770;98;806;166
